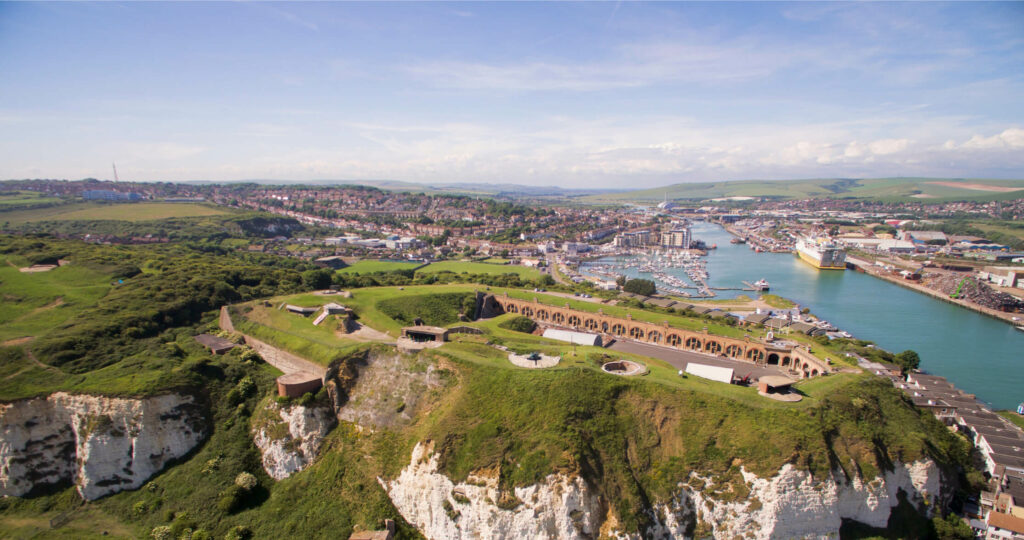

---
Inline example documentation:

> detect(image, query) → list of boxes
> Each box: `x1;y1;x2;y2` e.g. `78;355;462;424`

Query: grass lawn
232;303;373;366
0;255;113;343
336;260;423;274
0;190;62;207
0;203;229;224
418;260;541;278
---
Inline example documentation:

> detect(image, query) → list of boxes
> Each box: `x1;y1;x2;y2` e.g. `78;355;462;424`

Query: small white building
542;328;601;346
685;363;734;384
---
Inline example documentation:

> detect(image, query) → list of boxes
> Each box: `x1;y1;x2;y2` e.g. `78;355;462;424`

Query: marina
585;221;1023;410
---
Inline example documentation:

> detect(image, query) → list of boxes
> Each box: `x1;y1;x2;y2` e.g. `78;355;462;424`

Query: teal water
586;221;1023;410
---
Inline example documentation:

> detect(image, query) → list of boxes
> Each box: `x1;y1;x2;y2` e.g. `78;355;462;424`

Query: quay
846;256;1022;326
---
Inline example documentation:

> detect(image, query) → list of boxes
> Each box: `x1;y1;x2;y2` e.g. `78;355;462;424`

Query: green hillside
582;177;1024;203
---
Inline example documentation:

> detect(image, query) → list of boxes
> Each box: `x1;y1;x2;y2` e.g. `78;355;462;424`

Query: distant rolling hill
581;177;1024;204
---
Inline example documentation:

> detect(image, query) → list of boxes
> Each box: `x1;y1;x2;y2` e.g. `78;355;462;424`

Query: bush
235;472;258;491
217;485;245;513
498;316;537;334
151;526;173;540
225;525;252;540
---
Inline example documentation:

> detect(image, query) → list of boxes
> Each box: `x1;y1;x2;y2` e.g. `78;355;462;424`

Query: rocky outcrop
251;399;335;481
384;442;947;539
645;460;942;539
383;442;605;539
0;392;206;500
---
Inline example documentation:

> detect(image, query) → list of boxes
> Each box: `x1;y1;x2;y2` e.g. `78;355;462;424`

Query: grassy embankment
999;411;1024;431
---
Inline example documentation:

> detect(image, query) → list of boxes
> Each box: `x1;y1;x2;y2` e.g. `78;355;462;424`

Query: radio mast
112;162;119;182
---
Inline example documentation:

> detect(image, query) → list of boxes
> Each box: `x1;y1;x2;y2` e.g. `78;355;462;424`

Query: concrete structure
194;334;237;355
758;375;795;394
541;328;601;346
285;304;318;315
488;294;830;378
276;372;323;398
401;326;449;343
686;363;734;384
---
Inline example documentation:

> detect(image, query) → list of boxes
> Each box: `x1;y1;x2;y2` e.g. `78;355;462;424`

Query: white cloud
959;128;1024;149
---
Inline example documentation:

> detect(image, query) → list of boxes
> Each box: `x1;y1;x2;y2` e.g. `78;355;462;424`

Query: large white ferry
795;236;847;270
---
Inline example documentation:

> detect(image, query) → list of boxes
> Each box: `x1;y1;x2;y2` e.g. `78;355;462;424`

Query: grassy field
0;255;113;343
418;260;541;278
335;260;423;274
0;202;229;224
0;190;62;207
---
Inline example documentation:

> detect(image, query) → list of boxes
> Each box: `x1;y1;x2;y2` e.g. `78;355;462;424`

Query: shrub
235;472;258;491
225;525;252;540
217;485;245;513
151;526;173;540
623;278;656;296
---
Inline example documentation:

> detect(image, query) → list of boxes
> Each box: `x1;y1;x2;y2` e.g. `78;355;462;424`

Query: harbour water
586;221;1023;410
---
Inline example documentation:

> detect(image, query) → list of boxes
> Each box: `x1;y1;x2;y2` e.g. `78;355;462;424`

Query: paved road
608;340;787;381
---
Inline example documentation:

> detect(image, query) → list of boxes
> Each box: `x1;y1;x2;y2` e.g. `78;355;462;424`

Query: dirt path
16;297;64;321
218;306;325;377
241;336;326;378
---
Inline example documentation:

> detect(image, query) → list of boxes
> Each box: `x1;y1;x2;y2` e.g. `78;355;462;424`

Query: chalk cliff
384;441;945;539
0;392;206;500
251;399;335;481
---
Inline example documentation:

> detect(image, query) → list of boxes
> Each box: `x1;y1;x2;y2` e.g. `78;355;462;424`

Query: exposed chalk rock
384;441;947;539
252;399;335;480
0;392;206;500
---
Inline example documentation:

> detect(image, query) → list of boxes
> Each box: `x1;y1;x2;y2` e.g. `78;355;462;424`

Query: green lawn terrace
232;284;865;407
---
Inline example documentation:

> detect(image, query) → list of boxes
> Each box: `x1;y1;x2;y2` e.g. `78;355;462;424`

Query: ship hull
796;249;846;270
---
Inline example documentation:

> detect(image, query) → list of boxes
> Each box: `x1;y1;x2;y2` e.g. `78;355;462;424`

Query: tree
895;349;921;374
623;278;656;296
932;513;973;540
615;275;627;287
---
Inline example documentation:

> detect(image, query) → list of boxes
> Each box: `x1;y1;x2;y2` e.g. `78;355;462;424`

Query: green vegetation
999;411;1024;431
0;190;62;210
336;260;422;274
418;260;541;278
498;315;536;334
0;202;229;224
622;278;656;296
759;294;796;309
0;232;981;538
377;292;477;326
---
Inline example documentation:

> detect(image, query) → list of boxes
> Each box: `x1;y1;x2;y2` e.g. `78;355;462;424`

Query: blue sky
1;1;1022;187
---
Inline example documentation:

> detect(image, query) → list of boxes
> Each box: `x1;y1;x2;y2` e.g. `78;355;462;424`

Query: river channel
583;221;1023;410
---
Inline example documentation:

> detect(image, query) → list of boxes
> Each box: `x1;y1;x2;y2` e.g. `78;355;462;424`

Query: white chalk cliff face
0;392;206;500
385;442;945;539
384;442;605;540
252;400;335;481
